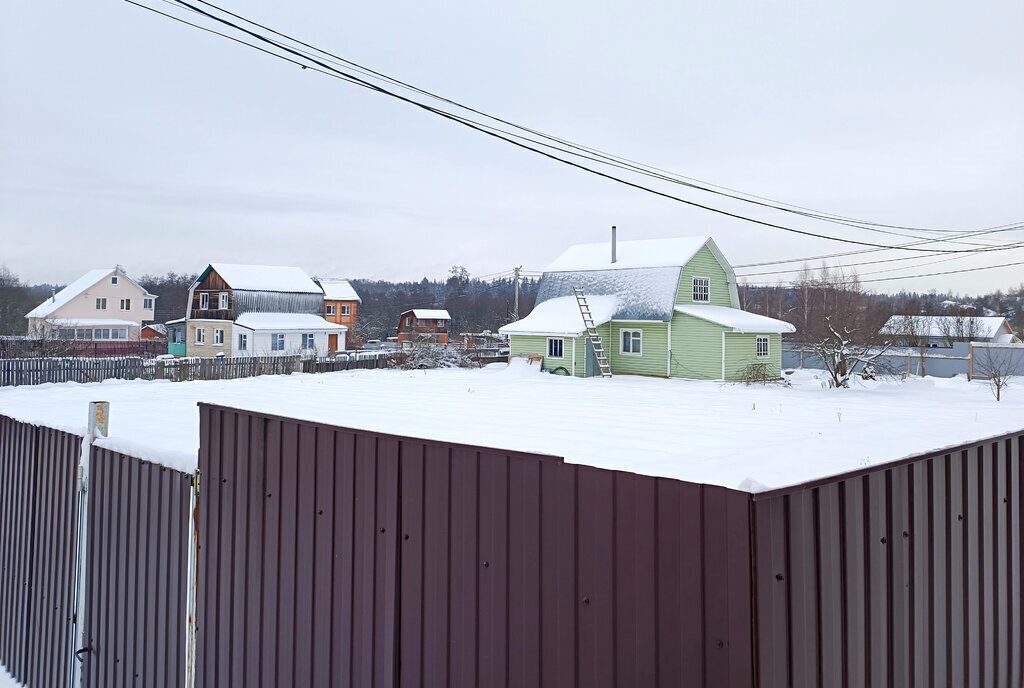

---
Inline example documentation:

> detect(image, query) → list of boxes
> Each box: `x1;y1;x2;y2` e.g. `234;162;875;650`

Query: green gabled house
499;235;795;380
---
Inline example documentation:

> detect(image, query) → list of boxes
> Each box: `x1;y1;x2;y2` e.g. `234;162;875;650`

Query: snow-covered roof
545;236;713;272
499;295;620;337
880;315;1011;339
25;268;155;319
319;279;361;302
410;309;451;320
207;264;322;294
674;305;796;334
143;324;168;335
234;313;347;331
43;318;138;328
165;318;186;325
536;267;681;321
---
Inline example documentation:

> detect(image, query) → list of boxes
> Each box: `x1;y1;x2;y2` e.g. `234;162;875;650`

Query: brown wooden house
396;308;451;345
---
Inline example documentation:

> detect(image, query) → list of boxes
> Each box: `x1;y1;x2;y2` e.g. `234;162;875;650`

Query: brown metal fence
0;415;81;688
751;433;1024;688
195;403;754;688
81;447;193;688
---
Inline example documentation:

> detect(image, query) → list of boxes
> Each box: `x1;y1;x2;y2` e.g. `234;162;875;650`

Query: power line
740;256;1024;287
170;0;1021;243
125;0;1023;255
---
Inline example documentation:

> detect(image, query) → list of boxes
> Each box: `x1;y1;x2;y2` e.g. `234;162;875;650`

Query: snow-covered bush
394;342;475;370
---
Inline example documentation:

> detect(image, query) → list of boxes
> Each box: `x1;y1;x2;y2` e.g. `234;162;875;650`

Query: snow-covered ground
0;363;1021;493
0;665;22;688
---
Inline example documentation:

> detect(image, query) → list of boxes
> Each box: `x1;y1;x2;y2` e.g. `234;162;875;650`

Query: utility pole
512;266;522;322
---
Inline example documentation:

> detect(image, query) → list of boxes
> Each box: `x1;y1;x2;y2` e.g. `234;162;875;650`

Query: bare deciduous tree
973;345;1021;401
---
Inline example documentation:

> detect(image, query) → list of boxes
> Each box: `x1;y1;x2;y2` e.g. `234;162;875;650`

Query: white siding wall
236;330;342;357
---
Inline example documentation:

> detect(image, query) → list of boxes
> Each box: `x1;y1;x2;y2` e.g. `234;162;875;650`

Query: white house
880;315;1020;348
24;267;157;341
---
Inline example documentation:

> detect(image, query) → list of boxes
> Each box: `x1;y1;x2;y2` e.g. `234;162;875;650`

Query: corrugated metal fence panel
196;403;755;688
0;415;80;688
82;447;192;688
752;432;1024;688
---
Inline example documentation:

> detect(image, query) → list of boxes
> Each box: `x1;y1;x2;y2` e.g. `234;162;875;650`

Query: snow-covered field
0;363;1021;493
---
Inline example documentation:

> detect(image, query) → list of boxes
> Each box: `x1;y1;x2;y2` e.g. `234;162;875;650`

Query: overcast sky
2;0;1022;294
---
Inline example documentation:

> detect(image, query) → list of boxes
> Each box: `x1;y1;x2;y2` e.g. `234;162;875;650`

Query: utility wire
171;0;1021;242
740;256;1024;287
126;0;1022;254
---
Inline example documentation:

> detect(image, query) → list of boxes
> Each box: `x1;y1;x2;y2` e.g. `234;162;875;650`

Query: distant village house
880;315;1020;348
396;309;451;345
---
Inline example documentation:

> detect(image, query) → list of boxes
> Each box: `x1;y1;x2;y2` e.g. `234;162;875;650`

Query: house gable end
676;242;738;308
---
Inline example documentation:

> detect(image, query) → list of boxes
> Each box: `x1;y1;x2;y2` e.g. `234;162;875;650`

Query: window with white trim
237;333;248;351
405;316;412;327
547;337;564;359
437;319;445;328
341;305;351;316
111;328;127;340
199;292;209;310
301;333;315;349
271;333;285;351
93;328;110;340
621;329;642;355
119;298;131;310
219;292;228;310
692;277;710;302
95;298;107;310
214;328;224;345
756;335;770;358
326;304;336;316
76;328;92;340
110;276;118;285
143;298;154;310
195;327;205;345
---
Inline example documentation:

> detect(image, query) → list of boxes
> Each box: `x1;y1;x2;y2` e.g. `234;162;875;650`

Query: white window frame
341;305;351;316
111;328;128;340
95;297;107;311
546;337;564;359
195;327;206;345
271;333;285;351
119;298;131;311
199;292;209;310
405;316;412;327
93;328;110;340
692;277;710;303
436;319;445;328
326;304;336;316
219;292;228;310
214;328;224;346
143;297;154;310
620;329;643;356
110;276;118;285
756;335;770;358
237;333;248;351
301;333;315;349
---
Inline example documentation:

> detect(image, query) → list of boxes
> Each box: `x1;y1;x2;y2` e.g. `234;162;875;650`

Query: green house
499;236;795;380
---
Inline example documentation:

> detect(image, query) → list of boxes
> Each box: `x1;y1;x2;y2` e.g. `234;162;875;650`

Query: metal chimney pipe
611;225;617;263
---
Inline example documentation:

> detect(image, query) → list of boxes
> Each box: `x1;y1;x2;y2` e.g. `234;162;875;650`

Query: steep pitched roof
318;279;361;302
545;236;714;272
25;268;155;319
205;264;321;294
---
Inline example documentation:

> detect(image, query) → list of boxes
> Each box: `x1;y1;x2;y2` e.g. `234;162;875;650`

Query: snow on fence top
1;363;1022;493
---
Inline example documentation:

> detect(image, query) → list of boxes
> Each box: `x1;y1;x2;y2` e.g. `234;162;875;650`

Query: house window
219;292;228;310
93;328;110;340
437;320;445;328
195;328;205;345
692;277;710;302
199;293;209;310
301;333;315;349
76;328;93;340
756;336;770;358
111;328;127;340
110;276;118;285
405;317;412;327
621;329;642;355
271;333;285;351
214;329;224;345
237;333;248;351
95;298;107;310
326;304;336;316
341;305;351;316
120;298;131;310
547;337;564;359
143;298;154;310
57;329;75;340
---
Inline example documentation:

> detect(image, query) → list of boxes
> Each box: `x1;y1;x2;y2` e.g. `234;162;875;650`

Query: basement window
547;337;564;359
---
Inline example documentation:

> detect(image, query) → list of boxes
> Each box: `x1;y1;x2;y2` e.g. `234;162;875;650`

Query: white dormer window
692;277;710;302
219;292;228;310
110;276;118;285
199;293;209;310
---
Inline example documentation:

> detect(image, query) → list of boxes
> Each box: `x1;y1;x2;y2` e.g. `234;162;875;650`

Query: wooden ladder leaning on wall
572;286;612;378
